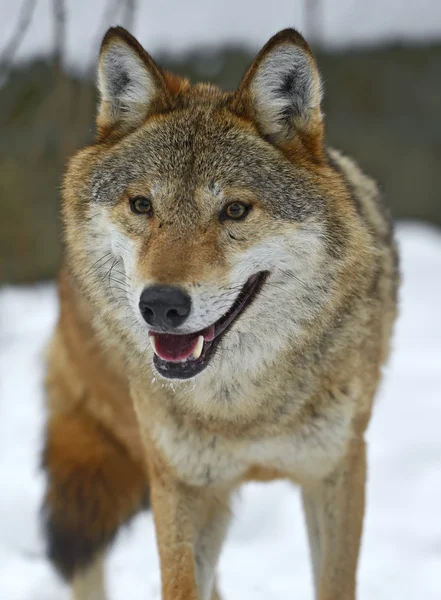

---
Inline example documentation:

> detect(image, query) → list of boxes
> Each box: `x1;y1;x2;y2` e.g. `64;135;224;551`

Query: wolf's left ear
97;27;170;138
235;29;323;152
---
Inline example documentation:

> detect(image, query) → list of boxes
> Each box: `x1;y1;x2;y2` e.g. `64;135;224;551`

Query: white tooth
192;335;204;360
149;336;159;356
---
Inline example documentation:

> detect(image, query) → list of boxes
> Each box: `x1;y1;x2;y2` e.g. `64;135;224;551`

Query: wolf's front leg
301;436;366;600
71;555;106;600
148;457;230;600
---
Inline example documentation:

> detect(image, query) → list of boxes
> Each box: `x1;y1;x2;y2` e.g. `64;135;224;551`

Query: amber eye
221;202;250;221
129;196;153;216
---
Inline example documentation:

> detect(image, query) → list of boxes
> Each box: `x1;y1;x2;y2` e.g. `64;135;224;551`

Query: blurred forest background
1;0;440;284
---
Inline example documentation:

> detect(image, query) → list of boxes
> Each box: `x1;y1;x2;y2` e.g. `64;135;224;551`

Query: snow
1;0;441;73
0;222;441;599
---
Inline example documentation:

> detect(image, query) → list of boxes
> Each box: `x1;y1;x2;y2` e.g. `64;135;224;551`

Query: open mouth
149;272;268;379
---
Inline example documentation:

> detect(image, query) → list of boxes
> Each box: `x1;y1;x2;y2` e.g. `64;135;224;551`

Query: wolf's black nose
139;286;191;329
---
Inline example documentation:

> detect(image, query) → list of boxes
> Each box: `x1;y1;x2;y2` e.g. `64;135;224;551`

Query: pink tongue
149;325;216;362
152;333;199;362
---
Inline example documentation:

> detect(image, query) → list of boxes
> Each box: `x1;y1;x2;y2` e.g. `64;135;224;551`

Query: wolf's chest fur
136;379;355;487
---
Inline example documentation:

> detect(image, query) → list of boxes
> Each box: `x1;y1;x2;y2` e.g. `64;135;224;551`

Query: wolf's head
63;27;362;382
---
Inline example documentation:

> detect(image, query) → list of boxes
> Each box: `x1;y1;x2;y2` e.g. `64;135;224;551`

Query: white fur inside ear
98;41;155;124
250;45;322;137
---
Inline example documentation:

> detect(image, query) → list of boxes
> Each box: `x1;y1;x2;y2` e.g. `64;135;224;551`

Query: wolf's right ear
97;27;170;138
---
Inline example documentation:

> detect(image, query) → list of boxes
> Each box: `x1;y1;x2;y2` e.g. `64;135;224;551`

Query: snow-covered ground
0;222;440;600
1;0;441;73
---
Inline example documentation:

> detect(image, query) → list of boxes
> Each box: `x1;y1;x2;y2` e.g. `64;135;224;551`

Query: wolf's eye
130;196;153;216
221;202;250;221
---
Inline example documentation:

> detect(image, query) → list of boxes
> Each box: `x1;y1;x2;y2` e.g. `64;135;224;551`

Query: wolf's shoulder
326;146;395;251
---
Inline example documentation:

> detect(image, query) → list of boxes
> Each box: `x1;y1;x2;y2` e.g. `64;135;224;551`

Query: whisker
109;276;130;289
85;252;113;277
276;269;307;287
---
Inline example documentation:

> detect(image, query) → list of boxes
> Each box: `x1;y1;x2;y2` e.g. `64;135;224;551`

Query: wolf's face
63;28;353;381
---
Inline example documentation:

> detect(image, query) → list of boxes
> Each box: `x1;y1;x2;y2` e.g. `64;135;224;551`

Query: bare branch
304;0;324;46
0;0;37;86
52;0;66;72
100;0;123;29
86;0;121;76
121;0;137;32
84;0;138;78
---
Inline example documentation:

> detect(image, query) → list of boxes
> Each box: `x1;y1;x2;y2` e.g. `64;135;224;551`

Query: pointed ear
97;27;170;138
235;29;323;152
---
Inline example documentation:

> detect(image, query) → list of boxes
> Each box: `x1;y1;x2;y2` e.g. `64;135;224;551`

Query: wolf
41;26;399;600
